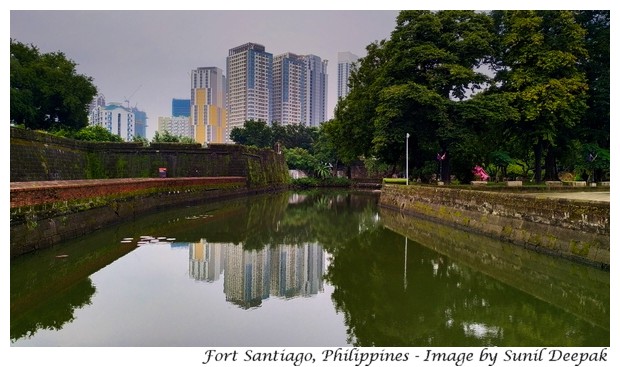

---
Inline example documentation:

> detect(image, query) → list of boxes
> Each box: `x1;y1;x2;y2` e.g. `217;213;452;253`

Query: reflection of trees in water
11;277;95;342
325;227;609;347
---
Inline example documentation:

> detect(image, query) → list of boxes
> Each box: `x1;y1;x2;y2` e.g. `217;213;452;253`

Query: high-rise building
272;53;328;127
89;94;106;114
172;98;191;117
131;107;147;138
157;116;193;139
190;67;227;144
226;43;273;142
337;51;359;99
303;55;328;127
272;53;305;125
88;102;134;141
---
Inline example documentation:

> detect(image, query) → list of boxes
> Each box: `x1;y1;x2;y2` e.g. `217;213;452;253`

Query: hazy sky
10;10;400;138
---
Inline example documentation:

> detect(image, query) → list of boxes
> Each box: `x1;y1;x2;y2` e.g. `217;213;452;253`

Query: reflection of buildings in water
188;239;224;282
224;245;271;308
270;243;324;298
188;240;324;308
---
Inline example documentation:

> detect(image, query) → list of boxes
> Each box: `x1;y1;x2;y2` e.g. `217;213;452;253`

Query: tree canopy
10;39;98;131
324;10;608;183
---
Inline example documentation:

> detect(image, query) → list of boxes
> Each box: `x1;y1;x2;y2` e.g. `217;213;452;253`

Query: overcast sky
10;10;400;138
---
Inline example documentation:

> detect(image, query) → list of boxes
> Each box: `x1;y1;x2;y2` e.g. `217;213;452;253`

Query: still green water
10;191;609;347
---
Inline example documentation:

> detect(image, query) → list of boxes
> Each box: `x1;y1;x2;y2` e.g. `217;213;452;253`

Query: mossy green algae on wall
10;128;289;188
379;184;609;268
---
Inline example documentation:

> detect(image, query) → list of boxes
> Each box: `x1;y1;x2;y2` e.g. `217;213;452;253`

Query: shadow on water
11;190;609;346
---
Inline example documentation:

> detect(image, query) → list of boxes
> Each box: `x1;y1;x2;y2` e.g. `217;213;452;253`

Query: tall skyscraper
226;43;273;142
172;98;191;117
337;51;359;99
303;55;328;126
272;52;305;125
190;67;227;144
272;53;328;127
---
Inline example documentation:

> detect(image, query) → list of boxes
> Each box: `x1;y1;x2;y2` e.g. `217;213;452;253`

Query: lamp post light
406;133;410;185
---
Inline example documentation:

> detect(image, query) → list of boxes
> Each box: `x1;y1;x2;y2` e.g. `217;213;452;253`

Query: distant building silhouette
157;116;193;139
131;107;147;138
172;98;191;117
337;51;359;99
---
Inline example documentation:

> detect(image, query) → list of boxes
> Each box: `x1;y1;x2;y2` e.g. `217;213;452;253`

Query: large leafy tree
329;11;497;181
332;40;391;168
491;11;589;182
229;119;273;148
572;10;610;181
10;39;97;131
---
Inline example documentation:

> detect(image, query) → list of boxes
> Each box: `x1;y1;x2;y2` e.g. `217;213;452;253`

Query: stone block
471;181;488;186
545;181;563;187
506;181;522;187
599;181;610;186
568;181;587;187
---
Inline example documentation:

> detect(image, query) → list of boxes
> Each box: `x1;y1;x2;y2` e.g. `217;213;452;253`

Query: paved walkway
523;191;610;202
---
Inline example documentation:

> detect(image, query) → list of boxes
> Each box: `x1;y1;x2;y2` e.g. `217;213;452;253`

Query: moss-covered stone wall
379;184;609;268
10;177;252;257
10;127;289;188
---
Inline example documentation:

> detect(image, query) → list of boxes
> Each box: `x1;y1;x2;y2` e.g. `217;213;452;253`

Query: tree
328;11;495;181
229;119;273;148
10;39;97;131
573;10;610;181
73;125;123;142
491;11;589;182
152;130;195;144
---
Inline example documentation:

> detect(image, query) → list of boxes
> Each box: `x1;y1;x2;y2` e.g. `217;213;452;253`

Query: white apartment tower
272;53;305;125
226;43;273;142
88;102;134;141
272;53;328;127
337;51;359;99
190;67;227;144
303;55;328;127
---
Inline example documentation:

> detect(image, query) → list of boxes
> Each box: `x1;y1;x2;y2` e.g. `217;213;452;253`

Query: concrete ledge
506;181;523;187
567;181;587;187
545;181;563;187
599;181;610;186
471;181;488;186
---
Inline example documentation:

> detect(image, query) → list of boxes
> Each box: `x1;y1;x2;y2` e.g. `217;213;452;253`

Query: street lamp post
406;133;410;185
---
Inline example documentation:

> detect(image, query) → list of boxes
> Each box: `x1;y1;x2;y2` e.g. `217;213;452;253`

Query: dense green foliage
52;125;123;142
152;130;196;144
10;39;97;131
231;120;337;178
326;10;609;183
230;120;318;151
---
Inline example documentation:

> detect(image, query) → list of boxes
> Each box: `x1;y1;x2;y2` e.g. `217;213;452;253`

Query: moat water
10;190;609;347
